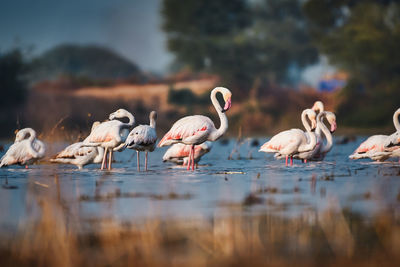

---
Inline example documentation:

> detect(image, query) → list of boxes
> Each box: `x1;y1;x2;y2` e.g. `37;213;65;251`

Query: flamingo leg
108;150;112;170
187;147;192;171
304;159;307;164
145;151;148;171
290;156;293;166
137;151;140;171
191;145;195;171
285;156;288;166
101;147;108;170
25;165;28;169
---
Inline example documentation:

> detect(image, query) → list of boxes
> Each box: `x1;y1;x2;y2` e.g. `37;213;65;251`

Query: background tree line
162;0;400;128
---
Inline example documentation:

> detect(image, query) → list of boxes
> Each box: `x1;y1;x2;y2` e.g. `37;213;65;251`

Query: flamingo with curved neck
84;108;135;170
260;109;317;166
159;87;232;170
1;128;46;168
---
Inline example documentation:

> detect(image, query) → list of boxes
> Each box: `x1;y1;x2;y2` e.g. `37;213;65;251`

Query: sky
0;0;331;84
0;0;173;73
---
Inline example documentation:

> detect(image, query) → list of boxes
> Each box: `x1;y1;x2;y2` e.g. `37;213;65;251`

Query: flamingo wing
56;142;84;158
159;115;213;147
354;135;388;154
162;143;190;162
260;129;304;155
85;121;121;144
126;125;157;148
0;140;36;166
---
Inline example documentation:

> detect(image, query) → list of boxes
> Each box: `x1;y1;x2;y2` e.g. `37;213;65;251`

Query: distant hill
30;44;143;82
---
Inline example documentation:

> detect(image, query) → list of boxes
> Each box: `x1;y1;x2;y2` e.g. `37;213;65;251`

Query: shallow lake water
1;137;400;266
0;136;399;227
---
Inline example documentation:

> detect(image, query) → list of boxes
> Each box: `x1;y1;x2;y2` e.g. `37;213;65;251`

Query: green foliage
304;0;400;127
162;0;318;95
30;44;143;82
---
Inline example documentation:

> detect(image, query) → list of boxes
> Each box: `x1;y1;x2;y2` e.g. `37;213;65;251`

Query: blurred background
1;0;400;140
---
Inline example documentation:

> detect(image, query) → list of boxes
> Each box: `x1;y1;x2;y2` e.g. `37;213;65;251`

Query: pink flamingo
125;111;157;171
162;141;213;166
0;128;46;168
350;108;400;161
158;87;232;171
259;109;317;166
84;109;135;170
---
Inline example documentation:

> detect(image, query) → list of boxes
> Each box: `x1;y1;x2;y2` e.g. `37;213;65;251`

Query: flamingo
278;111;337;162
83;108;135;170
50;122;105;169
162;141;213;166
0;128;46;168
309;111;337;161
349;108;400;161
125;111;157;171
158;87;232;171
259;109;317;166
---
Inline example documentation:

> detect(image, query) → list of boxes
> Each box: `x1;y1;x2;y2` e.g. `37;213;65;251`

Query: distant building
318;71;348;92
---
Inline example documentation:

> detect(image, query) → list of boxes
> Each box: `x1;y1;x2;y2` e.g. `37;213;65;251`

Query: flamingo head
217;87;232;113
109;109;129;120
326;112;337;133
312;101;324;113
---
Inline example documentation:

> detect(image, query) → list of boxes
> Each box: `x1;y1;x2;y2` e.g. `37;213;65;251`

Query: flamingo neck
150;113;156;128
301;110;312;132
317;112;333;154
209;88;228;141
118;111;135;128
393;108;400;131
299;112;316;153
24;128;39;157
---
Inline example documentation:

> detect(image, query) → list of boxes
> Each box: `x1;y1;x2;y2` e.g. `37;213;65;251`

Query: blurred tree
162;0;318;98
304;0;400;127
0;49;28;136
0;49;27;107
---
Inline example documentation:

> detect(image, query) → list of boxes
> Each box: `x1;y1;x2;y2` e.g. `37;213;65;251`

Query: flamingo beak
311;120;317;130
330;122;337;133
222;98;232;113
109;113;115;120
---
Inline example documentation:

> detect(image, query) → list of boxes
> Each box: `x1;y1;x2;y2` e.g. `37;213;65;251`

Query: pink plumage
159;87;232;170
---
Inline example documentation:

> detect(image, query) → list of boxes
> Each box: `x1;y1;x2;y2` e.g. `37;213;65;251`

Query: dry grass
1;176;400;267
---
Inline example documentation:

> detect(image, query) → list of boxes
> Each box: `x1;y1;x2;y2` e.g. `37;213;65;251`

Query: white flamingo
84;109;135;170
279;111;337;162
125;111;157;171
350;108;400;161
309;111;337;161
259;109;317;166
0;128;46;168
158;87;232;171
50;122;105;169
162;141;213;166
301;101;337;161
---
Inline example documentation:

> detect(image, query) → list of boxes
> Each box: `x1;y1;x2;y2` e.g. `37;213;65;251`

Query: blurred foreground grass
0;176;399;267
